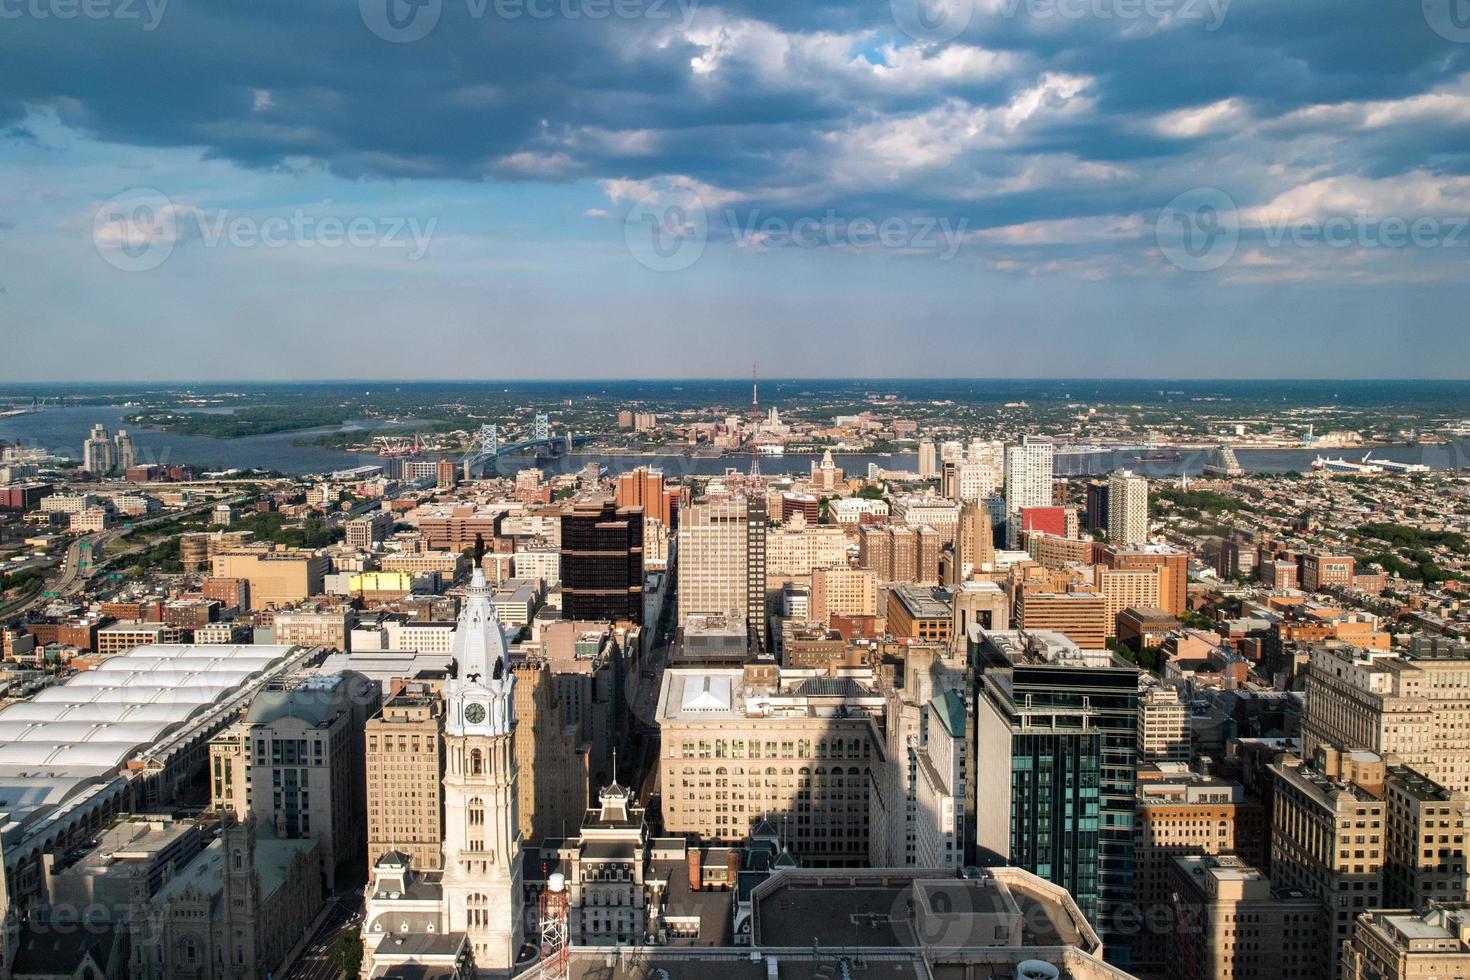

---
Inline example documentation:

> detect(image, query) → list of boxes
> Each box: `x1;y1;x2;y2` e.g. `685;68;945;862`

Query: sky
2;0;1470;380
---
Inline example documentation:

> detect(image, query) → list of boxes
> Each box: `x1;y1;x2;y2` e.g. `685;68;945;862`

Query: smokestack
726;848;741;890
687;848;703;891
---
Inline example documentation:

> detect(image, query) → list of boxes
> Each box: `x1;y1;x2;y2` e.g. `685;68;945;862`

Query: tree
336;930;363;976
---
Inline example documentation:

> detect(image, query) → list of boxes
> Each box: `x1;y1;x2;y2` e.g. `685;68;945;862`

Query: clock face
464;702;487;725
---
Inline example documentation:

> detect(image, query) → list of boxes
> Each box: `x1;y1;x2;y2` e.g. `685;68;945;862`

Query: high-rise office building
365;683;445;872
1085;480;1108;532
677;498;748;629
971;628;1139;966
918;439;937;479
1107;470;1149;547
1100;544;1189;618
953;500;996;581
1301;637;1470;792
746;495;768;652
1136;685;1190;764
211;672;380;890
615;465;672;525
1167;855;1320;980
560;500;644;624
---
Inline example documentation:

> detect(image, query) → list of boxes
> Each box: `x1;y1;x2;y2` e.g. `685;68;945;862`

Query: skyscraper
918;438;937;479
1004;438;1053;545
561;500;645;624
615;465;671;525
745;495;768;652
972;628;1139;967
114;429;136;471
954;500;995;579
82;423;116;474
676;498;748;629
1107;470;1149;547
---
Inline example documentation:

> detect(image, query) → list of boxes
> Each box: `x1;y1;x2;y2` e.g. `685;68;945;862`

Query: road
282;889;363;980
0;498;219;620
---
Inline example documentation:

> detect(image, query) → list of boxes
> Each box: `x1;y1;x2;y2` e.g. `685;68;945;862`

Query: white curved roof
0;643;298;776
0;741;144;768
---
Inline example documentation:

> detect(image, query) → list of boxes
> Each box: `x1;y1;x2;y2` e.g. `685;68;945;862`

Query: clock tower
441;569;525;974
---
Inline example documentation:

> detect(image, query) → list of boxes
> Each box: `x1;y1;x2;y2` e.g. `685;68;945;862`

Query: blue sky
2;0;1470;380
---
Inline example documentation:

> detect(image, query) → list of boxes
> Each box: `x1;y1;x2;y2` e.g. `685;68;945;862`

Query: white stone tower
441;570;525;974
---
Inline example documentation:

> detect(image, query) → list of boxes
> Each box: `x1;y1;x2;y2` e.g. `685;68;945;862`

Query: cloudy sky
2;0;1469;380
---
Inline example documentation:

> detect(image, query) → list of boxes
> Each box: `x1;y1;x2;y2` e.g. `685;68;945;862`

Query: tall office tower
1099;544;1189;618
1107;470;1149;547
1133;771;1263;977
560;500;645;624
440;570;525;971
615;465;671;525
918;439;938;479
972;629;1139;966
1167;855;1320;980
955;500;995;579
1301;637;1470;792
436;457;457;489
1004;438;1054;545
82;423;116;474
512;660;589;843
656;665;886;865
114;429;136;472
1270;750;1388;978
914;525;941;586
858;525;891;580
211;672;380;890
676;498;748;628
1136;685;1190;764
365;683;445;872
745;496;768;652
1084;480;1109;532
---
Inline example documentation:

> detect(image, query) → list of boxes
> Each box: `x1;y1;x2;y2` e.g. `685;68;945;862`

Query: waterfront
3;406;1466;479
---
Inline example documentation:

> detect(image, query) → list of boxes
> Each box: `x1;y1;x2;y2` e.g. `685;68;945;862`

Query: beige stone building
655;665;887;866
1137;685;1190;765
809;566;877;625
764;523;848;580
1383;765;1470;911
270;606;356;652
365;683;445;872
1270;749;1387;977
513;659;589;842
1014;590;1109;650
1093;565;1161;638
1167;854;1319;980
211;548;329;608
1132;768;1261;976
1345;904;1470;980
1301;638;1470;792
676;498;748;627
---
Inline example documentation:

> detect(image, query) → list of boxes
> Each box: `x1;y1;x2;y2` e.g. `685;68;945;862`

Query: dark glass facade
561;501;645;624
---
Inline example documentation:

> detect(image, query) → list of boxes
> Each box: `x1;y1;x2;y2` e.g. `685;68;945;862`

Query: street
282;888;364;980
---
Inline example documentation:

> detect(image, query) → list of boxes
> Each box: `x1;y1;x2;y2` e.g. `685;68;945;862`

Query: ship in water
1134;452;1183;462
1201;445;1243;478
1312;452;1429;475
